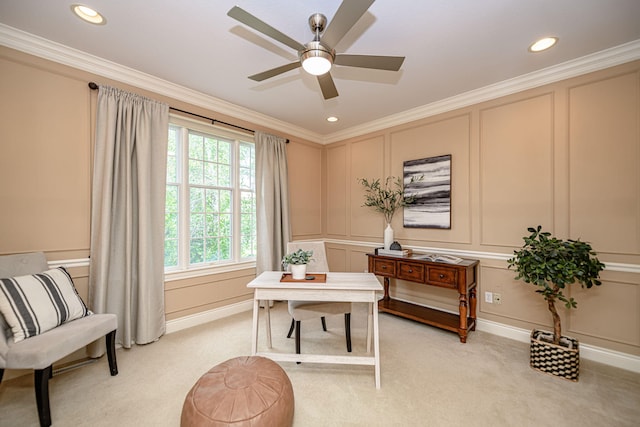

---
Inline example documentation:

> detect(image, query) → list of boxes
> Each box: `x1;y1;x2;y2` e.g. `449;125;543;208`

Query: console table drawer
397;262;425;282
427;267;457;288
372;258;396;277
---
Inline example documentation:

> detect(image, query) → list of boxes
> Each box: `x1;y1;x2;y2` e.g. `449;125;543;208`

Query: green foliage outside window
164;127;180;267
165;124;255;269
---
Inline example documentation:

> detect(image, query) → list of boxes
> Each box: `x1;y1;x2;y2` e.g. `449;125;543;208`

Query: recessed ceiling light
529;37;558;52
71;4;106;25
326;116;338;122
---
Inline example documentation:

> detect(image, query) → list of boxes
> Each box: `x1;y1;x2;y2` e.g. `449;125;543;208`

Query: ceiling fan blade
318;73;339;99
334;54;405;71
249;62;302;82
228;6;305;52
321;0;375;48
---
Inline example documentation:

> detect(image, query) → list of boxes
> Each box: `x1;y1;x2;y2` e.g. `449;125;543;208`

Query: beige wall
1;44;639;360
323;60;640;356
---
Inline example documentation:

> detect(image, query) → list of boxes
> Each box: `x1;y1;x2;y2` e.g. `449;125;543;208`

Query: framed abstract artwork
403;154;451;229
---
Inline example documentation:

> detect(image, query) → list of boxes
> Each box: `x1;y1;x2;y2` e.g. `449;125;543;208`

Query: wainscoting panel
479;94;554;247
569;271;640;346
288;141;323;238
326;144;348;236
389;114;473;244
350;135;385;239
568;71;640;256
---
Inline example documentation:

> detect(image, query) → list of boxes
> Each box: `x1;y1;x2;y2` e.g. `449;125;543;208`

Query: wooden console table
367;253;479;343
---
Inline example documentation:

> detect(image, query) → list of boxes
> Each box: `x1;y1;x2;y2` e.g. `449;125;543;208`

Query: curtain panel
255;131;291;274
89;85;169;351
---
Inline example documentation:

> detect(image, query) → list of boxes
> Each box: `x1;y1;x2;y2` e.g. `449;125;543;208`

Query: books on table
375;248;412;257
374;248;464;264
411;253;464;264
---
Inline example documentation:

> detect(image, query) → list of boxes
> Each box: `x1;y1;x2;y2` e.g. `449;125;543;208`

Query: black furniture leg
321;316;327;331
295;320;301;364
345;313;352;352
106;330;118;376
35;365;52;427
0;368;4;383
286;318;295;338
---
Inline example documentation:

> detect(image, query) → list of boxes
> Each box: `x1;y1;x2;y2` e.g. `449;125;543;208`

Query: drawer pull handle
382;266;387;269
439;274;445;279
408;269;413;273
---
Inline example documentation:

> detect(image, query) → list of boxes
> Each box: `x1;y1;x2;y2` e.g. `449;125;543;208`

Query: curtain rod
88;82;289;143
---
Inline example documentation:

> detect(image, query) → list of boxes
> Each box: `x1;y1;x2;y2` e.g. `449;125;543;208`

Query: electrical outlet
484;291;493;303
494;293;502;304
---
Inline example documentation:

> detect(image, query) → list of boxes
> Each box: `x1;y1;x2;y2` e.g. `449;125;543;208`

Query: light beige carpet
1;301;638;426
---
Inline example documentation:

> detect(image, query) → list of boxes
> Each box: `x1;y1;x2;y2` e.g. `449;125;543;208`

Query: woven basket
530;329;580;381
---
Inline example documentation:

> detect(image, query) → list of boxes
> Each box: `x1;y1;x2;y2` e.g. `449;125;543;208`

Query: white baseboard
476;319;640;374
164;300;640;374
165;300;254;334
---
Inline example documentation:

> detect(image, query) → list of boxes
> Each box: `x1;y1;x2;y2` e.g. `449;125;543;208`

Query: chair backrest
0;252;49;356
286;241;329;272
0;252;48;278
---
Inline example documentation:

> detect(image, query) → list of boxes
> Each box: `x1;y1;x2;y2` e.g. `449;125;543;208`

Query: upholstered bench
181;356;294;427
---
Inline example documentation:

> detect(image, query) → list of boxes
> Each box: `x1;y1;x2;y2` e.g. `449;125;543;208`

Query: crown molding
322;39;640;144
2;23;639;146
0;24;324;144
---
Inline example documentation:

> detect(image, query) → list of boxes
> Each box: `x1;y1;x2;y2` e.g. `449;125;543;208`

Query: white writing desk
247;271;383;388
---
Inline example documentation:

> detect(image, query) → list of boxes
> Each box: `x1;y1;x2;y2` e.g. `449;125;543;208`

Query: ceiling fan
227;0;405;100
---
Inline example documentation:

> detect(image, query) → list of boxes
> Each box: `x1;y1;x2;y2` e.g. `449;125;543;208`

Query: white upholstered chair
285;242;352;356
0;252;118;427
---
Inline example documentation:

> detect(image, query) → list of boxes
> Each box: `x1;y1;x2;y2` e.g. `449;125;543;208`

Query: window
165;116;256;273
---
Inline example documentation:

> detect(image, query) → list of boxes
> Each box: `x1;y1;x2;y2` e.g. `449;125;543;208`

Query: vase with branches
358;176;418;249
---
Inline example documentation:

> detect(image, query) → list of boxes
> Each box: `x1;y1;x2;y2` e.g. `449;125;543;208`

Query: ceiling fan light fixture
302;55;332;76
300;41;334;76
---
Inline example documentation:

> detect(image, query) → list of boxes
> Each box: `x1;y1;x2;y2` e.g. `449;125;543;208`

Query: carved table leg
469;286;477;331
383;277;390;301
458;292;468;343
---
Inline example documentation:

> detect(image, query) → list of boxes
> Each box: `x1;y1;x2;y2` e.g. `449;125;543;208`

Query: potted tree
507;225;605;381
358;176;418;249
282;249;314;280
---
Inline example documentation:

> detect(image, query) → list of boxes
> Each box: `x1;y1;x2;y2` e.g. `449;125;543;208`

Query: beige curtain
255;131;290;274
89;85;169;351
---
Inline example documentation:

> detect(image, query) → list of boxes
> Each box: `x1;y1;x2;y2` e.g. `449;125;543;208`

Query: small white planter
290;264;307;280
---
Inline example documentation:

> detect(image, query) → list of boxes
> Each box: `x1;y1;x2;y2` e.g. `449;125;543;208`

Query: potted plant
358;176;418;249
507;225;605;381
282;248;314;280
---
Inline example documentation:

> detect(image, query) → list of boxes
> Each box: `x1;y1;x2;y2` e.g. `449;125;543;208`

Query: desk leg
373;295;381;389
251;298;260;355
366;302;373;353
265;300;272;349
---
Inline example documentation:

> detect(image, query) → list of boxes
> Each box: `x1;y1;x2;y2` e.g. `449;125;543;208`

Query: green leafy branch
358;176;420;224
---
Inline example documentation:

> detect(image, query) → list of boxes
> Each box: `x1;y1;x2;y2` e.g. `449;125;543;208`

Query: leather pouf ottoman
181;356;294;427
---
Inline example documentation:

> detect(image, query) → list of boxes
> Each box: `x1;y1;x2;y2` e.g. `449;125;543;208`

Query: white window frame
165;114;256;281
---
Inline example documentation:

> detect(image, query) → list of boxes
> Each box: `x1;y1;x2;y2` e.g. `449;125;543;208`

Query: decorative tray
280;273;327;283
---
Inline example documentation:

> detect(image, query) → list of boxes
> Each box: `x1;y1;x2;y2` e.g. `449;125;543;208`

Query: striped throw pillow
0;267;91;343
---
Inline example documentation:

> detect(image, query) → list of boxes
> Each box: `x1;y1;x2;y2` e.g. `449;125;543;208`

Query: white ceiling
1;0;640;142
